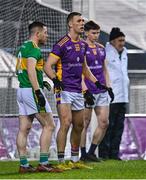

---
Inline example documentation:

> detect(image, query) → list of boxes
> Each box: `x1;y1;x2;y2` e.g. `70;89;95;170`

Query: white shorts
55;91;84;111
85;92;109;108
17;88;52;115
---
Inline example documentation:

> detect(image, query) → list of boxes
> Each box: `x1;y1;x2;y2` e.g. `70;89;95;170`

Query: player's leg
70;109;84;162
35;112;62;172
33;91;62;172
54;91;72;165
56;103;72;163
69;109;93;169
16;88;36;173
80;108;92;160
87;92;109;161
16;115;34;168
35;112;55;159
68;92;84;163
19;88;61;172
99;103;117;159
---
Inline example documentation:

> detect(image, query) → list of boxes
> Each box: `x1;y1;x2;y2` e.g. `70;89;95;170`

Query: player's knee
99;119;109;130
20;126;31;135
49;123;56;131
60;120;71;131
45;121;56;132
74;122;84;133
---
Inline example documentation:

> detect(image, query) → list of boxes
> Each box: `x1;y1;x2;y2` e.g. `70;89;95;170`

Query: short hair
67;12;82;25
28;21;46;35
84;21;100;31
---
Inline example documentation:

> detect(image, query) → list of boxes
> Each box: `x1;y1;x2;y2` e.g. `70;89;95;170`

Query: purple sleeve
51;43;63;58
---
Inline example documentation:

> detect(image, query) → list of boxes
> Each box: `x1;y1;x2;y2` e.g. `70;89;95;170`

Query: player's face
86;29;100;42
112;36;125;52
70;15;84;34
38;26;48;45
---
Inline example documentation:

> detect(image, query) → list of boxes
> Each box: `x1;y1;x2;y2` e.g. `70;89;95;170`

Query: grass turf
0;160;146;179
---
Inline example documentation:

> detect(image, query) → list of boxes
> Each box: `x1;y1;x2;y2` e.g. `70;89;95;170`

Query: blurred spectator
99;27;129;160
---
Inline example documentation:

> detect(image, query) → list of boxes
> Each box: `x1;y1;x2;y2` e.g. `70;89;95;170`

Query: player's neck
30;37;39;47
68;32;80;42
86;39;96;48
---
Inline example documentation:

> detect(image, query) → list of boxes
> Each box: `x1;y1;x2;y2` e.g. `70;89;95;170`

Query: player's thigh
94;106;109;126
72;109;84;128
57;103;72;126
35;112;55;128
18;115;34;132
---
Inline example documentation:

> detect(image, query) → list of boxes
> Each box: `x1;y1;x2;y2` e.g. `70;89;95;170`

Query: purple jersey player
80;20;114;162
84;43;106;94
44;12;105;170
50;34;87;93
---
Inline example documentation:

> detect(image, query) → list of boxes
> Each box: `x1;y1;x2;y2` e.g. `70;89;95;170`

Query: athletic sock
71;145;79;162
58;152;65;163
81;147;86;157
20;155;29;167
39;153;48;165
88;143;97;155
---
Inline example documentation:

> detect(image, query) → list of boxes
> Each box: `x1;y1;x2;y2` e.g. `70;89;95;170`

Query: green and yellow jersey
16;40;44;88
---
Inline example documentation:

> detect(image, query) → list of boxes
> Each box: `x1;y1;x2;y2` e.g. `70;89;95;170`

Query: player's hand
84;90;95;106
52;77;64;91
43;81;51;91
35;89;46;107
95;81;107;90
107;87;114;102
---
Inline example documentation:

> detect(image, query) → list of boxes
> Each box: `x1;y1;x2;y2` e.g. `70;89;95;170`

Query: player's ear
36;31;40;37
68;21;73;28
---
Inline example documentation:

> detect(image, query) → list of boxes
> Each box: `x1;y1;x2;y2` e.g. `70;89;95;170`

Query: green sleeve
26;47;41;61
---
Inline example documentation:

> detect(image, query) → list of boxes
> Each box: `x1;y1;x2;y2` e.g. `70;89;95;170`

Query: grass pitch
0;160;146;179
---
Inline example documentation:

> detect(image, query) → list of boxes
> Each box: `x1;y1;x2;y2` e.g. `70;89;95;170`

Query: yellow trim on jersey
16;57;27;70
71;39;80;43
56;59;62;81
32;41;39;48
16;57;43;70
58;36;69;47
50;53;60;60
36;58;44;70
56;98;61;101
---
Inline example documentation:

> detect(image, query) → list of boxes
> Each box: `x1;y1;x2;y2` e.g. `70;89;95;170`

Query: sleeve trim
50;53;60;60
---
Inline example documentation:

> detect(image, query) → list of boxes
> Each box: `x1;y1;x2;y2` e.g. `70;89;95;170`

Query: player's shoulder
22;40;39;51
80;38;87;45
96;42;105;48
57;35;70;47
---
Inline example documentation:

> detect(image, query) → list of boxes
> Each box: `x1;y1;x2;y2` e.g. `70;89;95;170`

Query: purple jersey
50;35;88;93
84;43;106;94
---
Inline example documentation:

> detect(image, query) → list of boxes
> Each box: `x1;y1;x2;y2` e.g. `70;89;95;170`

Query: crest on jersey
95;60;98;65
75;44;80;51
77;57;80;62
86;51;90;54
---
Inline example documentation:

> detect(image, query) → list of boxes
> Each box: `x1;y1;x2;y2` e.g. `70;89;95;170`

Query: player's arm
103;59;111;87
81;75;88;92
44;54;64;90
103;59;114;102
82;75;95;106
27;58;46;107
27;58;40;90
44;54;58;79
